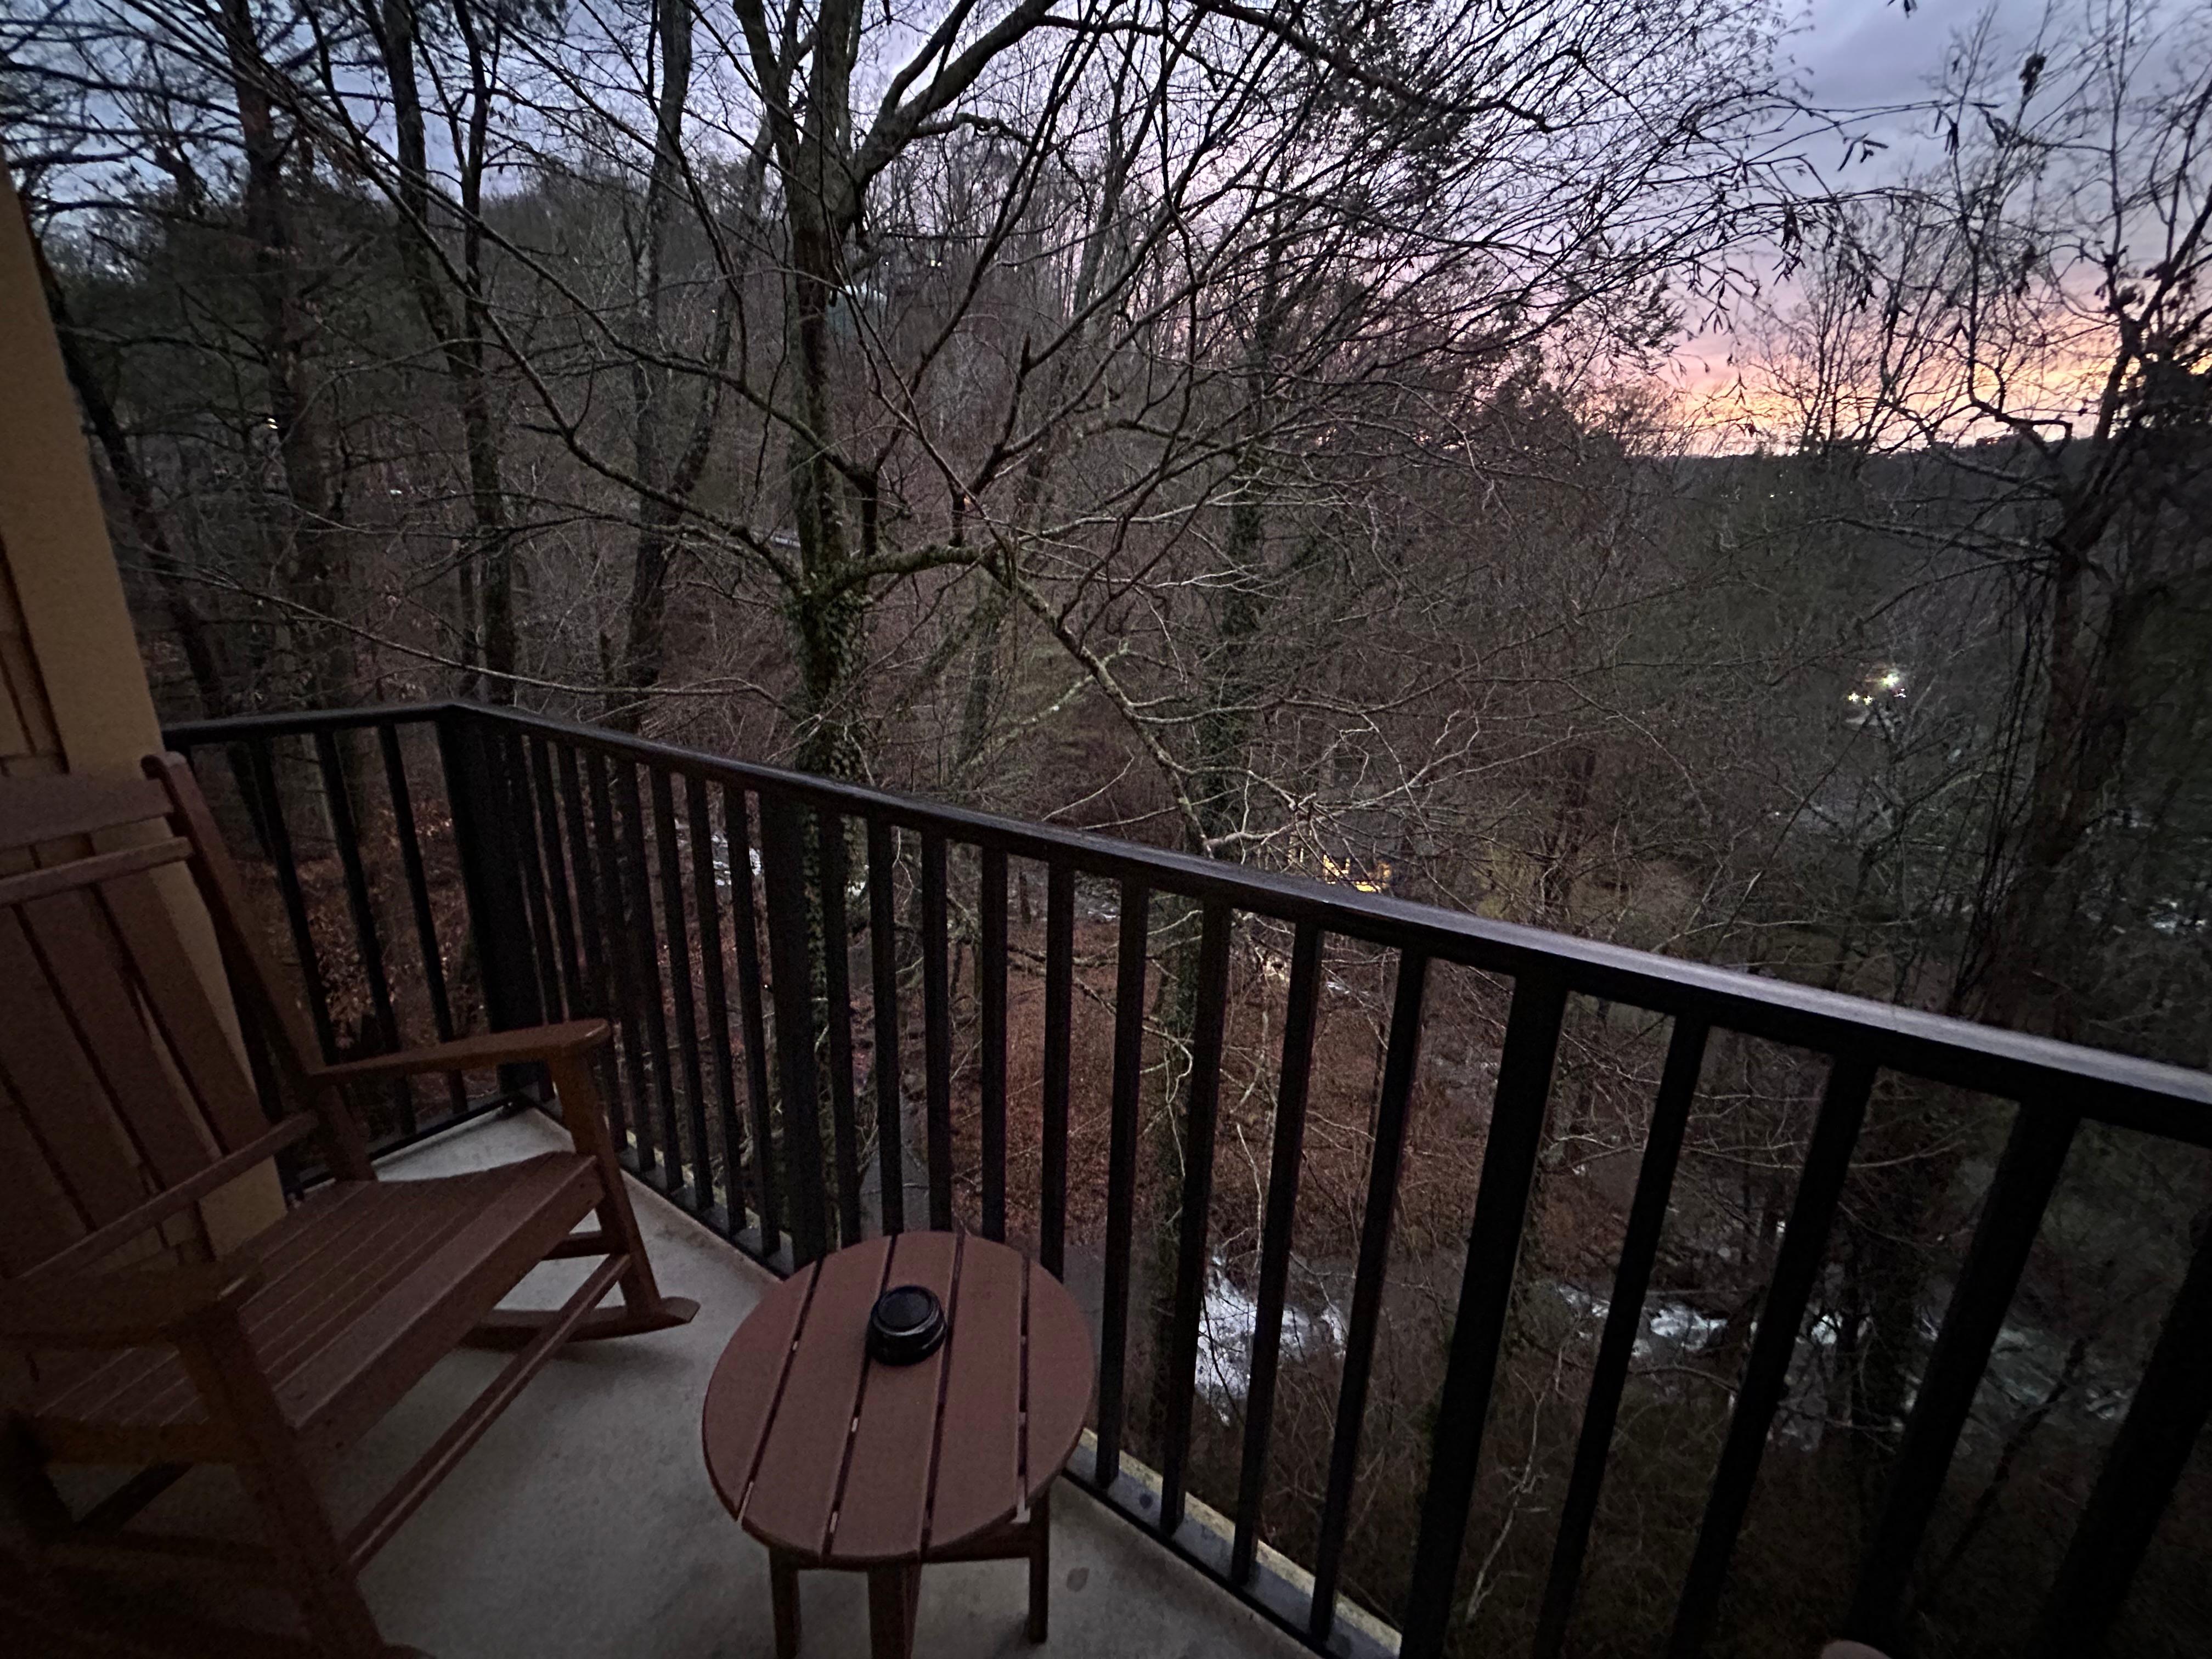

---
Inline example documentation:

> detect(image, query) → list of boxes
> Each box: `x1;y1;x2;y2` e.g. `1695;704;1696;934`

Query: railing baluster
1150;902;1238;1539
1039;860;1074;1277
215;738;274;864
979;845;1009;1242
1158;899;1233;1534
759;792;828;1265
1309;949;1429;1639
502;731;564;1031
311;731;398;1051
687;774;746;1235
525;736;586;1019
723;786;783;1254
919;830;955;1232
867;818;905;1234
652;768;713;1210
582;751;644;1163
245;735;338;1060
1232;919;1323;1585
1845;1093;2077;1650
438;713;545;1052
614;762;678;1183
1093;881;1150;1485
379;724;466;1120
552;745;608;1029
1665;1052;1878;1658
1401;968;1570;1659
2029;1210;2212;1659
312;729;409;1131
816;809;863;1245
1533;1015;1710;1659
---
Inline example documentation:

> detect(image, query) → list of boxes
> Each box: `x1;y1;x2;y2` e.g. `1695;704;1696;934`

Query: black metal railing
161;701;2212;1659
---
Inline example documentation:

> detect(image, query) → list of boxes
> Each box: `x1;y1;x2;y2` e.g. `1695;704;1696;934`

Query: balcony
151;702;2212;1659
101;1105;1313;1659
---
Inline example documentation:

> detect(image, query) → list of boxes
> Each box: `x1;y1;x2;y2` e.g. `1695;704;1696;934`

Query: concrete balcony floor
113;1111;1310;1659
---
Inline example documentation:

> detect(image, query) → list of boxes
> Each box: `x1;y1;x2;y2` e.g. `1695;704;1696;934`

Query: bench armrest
307;1020;612;1088
0;1263;261;1348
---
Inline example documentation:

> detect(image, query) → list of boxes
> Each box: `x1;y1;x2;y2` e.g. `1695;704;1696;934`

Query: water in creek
1192;1260;2133;1447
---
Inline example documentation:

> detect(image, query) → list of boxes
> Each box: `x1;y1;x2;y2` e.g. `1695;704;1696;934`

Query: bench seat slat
29;1154;598;1463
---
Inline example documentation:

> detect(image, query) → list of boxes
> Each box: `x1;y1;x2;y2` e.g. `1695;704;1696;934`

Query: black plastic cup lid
867;1284;946;1365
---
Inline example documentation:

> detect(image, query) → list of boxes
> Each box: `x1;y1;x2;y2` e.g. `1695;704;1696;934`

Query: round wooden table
702;1232;1093;1659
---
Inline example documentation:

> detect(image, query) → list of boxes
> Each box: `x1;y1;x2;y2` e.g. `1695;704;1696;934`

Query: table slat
927;1239;1025;1546
743;1237;893;1554
831;1232;961;1563
1024;1257;1094;1500
701;1260;820;1515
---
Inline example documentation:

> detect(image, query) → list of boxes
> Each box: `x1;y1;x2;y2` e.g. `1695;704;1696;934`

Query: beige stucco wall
1;165;285;1250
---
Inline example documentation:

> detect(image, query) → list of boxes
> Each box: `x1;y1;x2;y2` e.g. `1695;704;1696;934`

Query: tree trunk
1961;518;2155;1034
220;0;354;710
375;0;514;698
955;578;1012;776
771;0;867;776
610;0;691;731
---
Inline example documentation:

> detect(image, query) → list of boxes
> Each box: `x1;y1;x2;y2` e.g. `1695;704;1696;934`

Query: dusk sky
1671;0;2046;417
1796;0;1985;116
1790;0;2045;158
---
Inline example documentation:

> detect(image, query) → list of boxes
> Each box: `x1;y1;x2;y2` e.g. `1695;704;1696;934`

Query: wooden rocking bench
0;754;697;1655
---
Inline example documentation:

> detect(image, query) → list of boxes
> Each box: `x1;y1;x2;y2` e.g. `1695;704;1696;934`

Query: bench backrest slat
0;760;300;1278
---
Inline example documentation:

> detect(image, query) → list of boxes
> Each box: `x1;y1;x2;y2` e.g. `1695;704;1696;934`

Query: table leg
867;1562;921;1659
770;1551;801;1659
1028;1488;1051;1643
